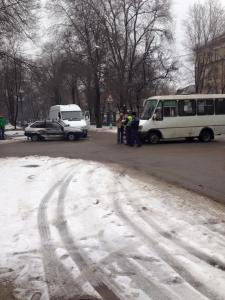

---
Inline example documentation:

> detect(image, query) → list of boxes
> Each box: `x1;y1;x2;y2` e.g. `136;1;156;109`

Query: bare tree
0;0;40;124
48;0;176;126
97;0;175;107
48;0;108;127
0;40;24;127
184;0;225;93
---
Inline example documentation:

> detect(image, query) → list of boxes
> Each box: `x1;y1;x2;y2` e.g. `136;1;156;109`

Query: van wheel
67;133;75;141
31;134;39;142
199;129;212;142
148;131;160;144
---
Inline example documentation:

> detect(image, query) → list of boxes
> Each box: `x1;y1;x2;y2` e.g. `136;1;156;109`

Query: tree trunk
94;72;102;128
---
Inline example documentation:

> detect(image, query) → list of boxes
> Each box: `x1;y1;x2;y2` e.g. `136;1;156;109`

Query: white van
49;104;90;137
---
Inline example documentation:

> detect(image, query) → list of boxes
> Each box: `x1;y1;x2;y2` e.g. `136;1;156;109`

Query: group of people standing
116;111;142;147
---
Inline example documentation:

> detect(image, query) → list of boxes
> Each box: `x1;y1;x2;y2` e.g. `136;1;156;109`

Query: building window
197;99;214;115
215;99;225;115
178;100;196;116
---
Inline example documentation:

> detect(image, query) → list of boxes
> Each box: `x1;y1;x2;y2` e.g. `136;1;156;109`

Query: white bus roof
50;104;81;111
145;94;225;101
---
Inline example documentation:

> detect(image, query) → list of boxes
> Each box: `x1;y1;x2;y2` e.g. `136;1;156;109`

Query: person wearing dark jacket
0;115;6;140
116;112;124;144
130;112;142;147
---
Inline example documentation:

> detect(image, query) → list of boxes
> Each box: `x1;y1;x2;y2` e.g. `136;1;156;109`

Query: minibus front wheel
148;130;161;144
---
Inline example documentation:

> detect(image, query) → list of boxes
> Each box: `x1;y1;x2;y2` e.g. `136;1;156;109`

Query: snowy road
1;157;225;300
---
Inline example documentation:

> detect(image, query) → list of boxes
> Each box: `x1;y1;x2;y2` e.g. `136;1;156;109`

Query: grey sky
172;0;208;52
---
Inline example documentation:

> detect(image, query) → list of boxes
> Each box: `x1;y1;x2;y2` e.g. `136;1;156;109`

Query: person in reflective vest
124;112;132;146
130;112;142;147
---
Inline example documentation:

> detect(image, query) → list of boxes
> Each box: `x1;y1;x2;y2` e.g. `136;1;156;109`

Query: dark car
24;120;84;141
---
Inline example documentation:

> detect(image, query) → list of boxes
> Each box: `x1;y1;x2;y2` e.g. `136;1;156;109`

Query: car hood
62;119;87;128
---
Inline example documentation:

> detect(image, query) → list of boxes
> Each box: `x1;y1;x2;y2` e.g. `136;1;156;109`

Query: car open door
84;111;90;129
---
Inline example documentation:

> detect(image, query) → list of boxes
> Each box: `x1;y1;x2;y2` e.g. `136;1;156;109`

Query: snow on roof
51;104;82;111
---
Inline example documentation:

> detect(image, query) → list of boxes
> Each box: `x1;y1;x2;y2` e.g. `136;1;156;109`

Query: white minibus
139;94;225;143
49;104;90;138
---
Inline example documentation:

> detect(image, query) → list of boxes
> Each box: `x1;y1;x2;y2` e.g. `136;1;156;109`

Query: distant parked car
24;120;85;141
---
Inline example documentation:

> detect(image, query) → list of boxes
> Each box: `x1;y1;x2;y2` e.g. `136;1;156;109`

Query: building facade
195;34;225;94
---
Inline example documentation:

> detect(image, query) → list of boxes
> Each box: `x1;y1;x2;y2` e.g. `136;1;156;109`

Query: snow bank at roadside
90;125;117;133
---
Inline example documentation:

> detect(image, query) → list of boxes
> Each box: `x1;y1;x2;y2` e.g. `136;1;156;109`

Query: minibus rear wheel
148;131;161;144
199;129;213;142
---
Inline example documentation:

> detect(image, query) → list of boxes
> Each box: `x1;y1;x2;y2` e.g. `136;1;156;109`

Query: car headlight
139;125;143;130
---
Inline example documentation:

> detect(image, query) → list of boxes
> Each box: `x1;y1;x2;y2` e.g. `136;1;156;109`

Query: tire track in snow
56;171;122;300
96;232;180;300
148;186;225;248
113;178;222;300
67;165;209;300
120;181;225;272
83;169;186;300
122;178;225;272
38;170;95;299
69;166;208;300
134;207;225;271
70;169;175;300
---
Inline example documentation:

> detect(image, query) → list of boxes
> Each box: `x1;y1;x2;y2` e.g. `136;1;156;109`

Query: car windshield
61;111;83;121
141;100;158;120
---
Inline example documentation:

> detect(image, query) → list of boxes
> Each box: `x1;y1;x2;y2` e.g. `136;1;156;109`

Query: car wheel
199;129;212;142
148;131;160;144
31;134;39;142
67;133;75;141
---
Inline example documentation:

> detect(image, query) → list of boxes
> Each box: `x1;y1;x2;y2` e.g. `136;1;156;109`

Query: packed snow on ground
1;156;225;300
2;124;26;141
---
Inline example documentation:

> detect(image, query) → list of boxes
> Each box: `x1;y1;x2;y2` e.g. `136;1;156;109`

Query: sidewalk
0;126;26;144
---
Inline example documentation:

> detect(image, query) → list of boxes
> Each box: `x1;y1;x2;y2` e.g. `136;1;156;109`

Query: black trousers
130;128;141;146
126;126;132;145
117;127;124;144
0;128;5;140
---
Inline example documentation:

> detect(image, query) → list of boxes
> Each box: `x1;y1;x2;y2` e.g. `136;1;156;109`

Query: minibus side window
154;101;163;120
163;100;177;117
197;99;214;115
215;99;225;115
178;100;196;116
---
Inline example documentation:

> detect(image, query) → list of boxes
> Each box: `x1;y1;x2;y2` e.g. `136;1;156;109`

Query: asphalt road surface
1;131;225;204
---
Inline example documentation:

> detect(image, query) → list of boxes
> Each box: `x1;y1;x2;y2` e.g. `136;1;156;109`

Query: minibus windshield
61;111;83;121
141;100;158;120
